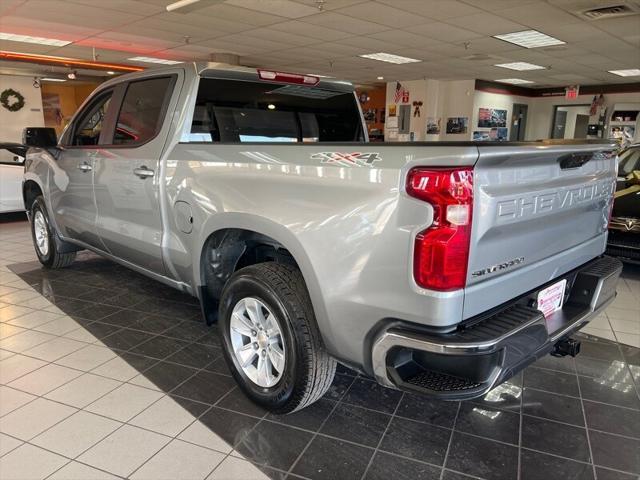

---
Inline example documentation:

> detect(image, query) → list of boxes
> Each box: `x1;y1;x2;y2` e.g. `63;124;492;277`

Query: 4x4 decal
311;152;382;167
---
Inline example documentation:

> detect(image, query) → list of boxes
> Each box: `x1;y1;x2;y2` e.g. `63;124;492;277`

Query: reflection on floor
0;217;639;480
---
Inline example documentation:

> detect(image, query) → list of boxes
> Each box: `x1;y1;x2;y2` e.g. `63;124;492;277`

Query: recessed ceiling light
128;56;181;65
106;71;115;75
0;32;71;47
608;69;640;77
41;77;66;82
493;30;565;49
377;76;384;80
495;62;546;71
495;78;535;85
359;52;421;64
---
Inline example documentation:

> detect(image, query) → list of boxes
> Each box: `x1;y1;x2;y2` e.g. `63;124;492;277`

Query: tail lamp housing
407;168;474;291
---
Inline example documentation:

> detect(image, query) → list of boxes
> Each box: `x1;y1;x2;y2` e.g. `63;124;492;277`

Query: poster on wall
387;116;399;129
478;108;507;128
473;131;490;141
42;92;63;127
426;117;441;135
446;117;468;134
388;104;397;117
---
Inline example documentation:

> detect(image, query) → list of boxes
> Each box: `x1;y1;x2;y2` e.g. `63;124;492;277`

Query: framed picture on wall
446;117;468;134
426;117;441;135
478;108;507;128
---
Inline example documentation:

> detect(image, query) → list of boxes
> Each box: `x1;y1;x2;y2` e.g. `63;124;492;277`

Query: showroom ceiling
0;0;638;87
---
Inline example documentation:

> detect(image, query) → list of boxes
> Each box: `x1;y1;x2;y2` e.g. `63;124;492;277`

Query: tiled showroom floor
0;215;639;480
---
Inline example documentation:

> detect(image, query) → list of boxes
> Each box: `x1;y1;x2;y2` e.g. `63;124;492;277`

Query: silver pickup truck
22;63;623;413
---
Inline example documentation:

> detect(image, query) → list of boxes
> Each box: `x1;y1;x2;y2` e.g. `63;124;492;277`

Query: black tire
219;262;336;414
30;196;76;269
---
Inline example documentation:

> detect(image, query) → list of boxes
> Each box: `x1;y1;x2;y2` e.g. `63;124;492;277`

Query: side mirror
23;127;57;148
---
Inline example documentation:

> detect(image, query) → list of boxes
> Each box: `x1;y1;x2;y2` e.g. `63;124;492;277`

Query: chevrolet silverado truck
22;63;623;413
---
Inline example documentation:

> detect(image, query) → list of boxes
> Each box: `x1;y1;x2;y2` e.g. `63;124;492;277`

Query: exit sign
565;85;580;99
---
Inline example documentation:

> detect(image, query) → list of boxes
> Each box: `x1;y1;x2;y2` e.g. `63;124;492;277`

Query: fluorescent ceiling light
128;56;181;65
495;78;535;85
41;77;66;82
166;0;200;12
493;30;565;49
608;69;640;77
0;32;70;47
359;52;421;64
495;62;546;71
377;76;384;80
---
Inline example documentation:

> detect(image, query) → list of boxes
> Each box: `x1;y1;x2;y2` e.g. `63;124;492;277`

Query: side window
71;92;113;146
0;146;26;166
113;77;174;146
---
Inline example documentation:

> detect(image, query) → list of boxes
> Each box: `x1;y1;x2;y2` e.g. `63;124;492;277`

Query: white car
0;143;27;213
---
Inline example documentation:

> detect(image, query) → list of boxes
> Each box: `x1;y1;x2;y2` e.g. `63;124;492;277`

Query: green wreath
0;88;25;112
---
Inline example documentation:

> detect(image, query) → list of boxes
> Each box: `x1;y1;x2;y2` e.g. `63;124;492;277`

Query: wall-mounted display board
478;108;507;128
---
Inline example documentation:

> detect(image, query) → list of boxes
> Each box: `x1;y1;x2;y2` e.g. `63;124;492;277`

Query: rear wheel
30;196;76;269
219;262;336;413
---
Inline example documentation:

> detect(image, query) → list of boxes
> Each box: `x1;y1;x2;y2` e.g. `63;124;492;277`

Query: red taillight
407;168;474;291
257;69;319;86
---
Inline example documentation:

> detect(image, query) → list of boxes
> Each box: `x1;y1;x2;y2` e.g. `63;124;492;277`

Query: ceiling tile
377;0;483;20
300;12;390;35
407;22;484;43
333;3;429;28
225;0;320;18
446;12;527;35
268;20;354;40
196;3;286;25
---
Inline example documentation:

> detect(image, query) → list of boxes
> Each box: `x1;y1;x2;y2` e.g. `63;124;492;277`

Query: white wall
557;105;591;139
0;75;44;143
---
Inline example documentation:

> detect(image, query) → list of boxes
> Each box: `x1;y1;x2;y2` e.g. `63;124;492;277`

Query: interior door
510;103;528;141
552;110;567;139
51;89;118;247
574;114;590;138
93;75;178;274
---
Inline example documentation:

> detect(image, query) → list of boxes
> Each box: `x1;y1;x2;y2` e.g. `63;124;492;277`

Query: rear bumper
371;255;623;400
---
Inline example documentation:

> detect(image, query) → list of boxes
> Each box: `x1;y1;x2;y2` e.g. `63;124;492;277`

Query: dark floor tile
267;398;335;432
100;328;154;351
167;342;221;369
524;367;580;397
364;451;441;480
342;378;403;414
129;314;179;334
198;406;259;447
118;352;158;373
520;449;594;480
235;420;312;471
620;344;640;368
595;467;640;480
100;309;150;328
522;388;585;426
580;339;624;362
130;335;189;360
168;395;210;418
134;298;200;320
72;303;122;321
100;291;151;308
163;321;209;342
522;415;590;462
379;416;450;465
578;375;640;410
441;471;479;480
575;356;627;379
204;355;232;376
590;430;640;475
142;361;198;392
454;403;519;445
292;435;373;480
471;379;522;413
217;388;268;418
395;393;459;428
172;370;235;404
445;432;518;480
532;354;576;374
323;374;354;402
50;297;95;315
78;321;122;339
584;400;640;438
320;403;390;447
195;331;221;347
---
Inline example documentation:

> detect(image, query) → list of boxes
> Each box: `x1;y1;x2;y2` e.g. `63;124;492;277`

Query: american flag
393;81;404;103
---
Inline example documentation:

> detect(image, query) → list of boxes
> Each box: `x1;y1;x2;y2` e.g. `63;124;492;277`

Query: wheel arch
194;215;328;337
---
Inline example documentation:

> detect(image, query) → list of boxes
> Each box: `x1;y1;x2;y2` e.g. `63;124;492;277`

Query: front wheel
219;262;336;414
30;196;76;269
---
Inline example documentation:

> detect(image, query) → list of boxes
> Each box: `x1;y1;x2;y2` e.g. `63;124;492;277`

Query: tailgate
463;143;617;318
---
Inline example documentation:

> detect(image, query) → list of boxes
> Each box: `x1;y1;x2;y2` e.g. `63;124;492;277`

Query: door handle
133;166;154;179
77;162;92;172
